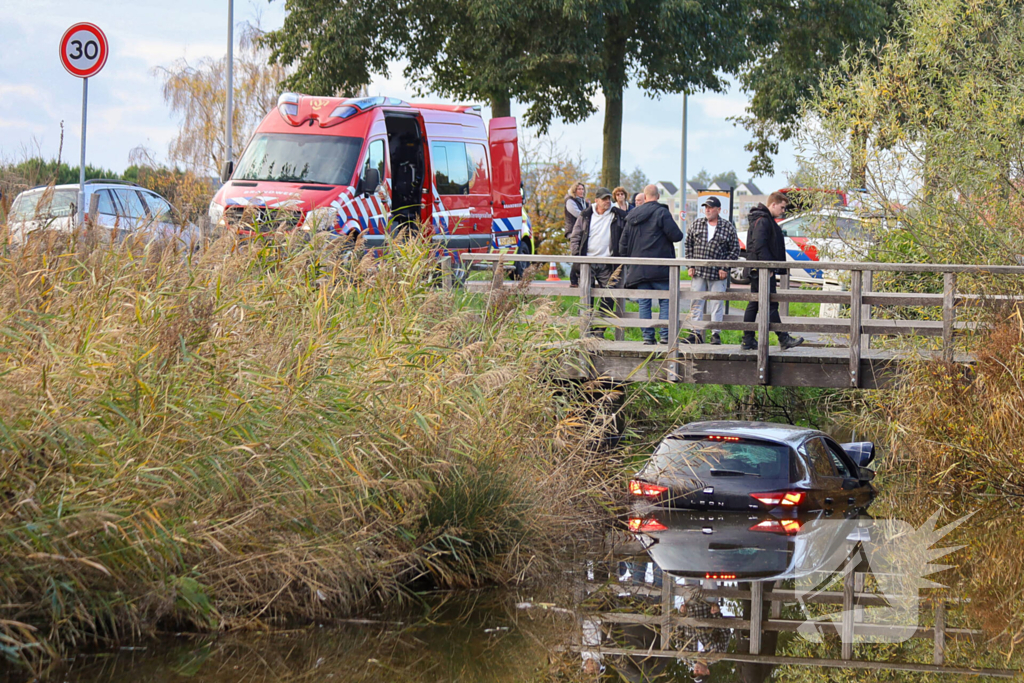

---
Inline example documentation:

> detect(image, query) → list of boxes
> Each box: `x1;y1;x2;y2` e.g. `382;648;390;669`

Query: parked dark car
628;421;876;516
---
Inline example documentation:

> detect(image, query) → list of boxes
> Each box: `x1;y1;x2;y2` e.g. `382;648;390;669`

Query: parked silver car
6;179;201;251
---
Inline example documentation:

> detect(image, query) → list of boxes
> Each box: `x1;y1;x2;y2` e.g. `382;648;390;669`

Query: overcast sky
1;0;798;192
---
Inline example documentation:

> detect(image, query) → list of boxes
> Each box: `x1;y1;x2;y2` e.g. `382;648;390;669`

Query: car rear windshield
647;437;790;479
10;188;79;221
234;133;362;186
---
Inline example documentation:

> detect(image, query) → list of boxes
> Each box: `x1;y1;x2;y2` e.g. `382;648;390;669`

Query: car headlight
208;203;225;227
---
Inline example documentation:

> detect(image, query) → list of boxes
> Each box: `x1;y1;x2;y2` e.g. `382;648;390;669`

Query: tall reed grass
0;231;613;670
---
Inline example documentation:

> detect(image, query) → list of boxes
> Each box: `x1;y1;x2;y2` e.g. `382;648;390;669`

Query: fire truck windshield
233;133;363;186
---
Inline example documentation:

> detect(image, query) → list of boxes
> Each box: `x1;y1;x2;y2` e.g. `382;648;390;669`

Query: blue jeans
637;280;670;343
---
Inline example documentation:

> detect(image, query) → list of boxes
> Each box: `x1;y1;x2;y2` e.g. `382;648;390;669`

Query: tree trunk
850;125;868;188
600;19;628;189
601;86;623;189
490;90;511;119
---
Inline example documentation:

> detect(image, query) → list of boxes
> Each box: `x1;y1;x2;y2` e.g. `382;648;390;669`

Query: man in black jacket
570;187;627;338
618;185;683;344
741;192;804;350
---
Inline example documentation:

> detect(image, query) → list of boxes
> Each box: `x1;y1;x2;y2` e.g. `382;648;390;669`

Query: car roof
20;182;151;194
667;420;824;448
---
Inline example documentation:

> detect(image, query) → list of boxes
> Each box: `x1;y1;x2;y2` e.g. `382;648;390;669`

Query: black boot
779;335;804;350
740;335;757;351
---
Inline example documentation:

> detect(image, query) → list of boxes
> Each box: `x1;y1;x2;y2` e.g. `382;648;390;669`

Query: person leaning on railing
741;192;804;351
570;187;627;339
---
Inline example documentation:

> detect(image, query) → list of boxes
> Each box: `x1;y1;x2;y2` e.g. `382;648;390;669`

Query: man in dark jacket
570;187;627;338
618;185;683;344
741;192;804;351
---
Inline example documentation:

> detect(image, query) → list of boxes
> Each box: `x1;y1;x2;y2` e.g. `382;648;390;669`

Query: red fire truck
208;93;523;261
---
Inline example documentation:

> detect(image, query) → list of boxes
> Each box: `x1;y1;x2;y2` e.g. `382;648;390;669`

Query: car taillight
750;491;805;507
627;517;668;533
628;480;668;498
705;572;737;580
749;519;802;535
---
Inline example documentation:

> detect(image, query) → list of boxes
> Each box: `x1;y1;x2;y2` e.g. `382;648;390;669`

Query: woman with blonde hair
564;181;589;238
613;186;630;212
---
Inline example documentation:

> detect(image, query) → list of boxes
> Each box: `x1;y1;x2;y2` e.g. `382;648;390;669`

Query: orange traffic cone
546;262;561;281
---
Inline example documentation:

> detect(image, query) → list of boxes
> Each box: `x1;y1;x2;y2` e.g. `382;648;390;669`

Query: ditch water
12;427;1024;682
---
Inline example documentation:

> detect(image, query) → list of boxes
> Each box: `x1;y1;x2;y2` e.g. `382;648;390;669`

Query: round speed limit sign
60;23;108;78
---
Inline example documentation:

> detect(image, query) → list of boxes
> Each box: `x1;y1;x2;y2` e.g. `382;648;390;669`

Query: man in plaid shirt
684;196;740;345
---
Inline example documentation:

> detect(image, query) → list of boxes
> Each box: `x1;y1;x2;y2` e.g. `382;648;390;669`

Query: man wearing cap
570;187;627;338
684;196;740;345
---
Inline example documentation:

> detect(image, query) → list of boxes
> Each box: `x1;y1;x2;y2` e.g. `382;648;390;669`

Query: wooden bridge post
668;266;681;382
779;271;790;318
861;270;873;353
579;262;592;338
750;582;764;655
842;567;855;660
614;296;625;341
933;600;946;665
660;573;674;648
850;270;863;388
757;268;771;385
943;273;957;362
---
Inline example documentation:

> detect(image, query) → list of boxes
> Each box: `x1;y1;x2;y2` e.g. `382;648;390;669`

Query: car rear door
822;437;873;511
799;437;845;515
112;188;151;238
89;188;121;229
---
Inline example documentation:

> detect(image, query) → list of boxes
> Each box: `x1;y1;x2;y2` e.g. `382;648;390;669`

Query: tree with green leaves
689;168;742;188
262;0;596;129
567;0;749;188
800;0;1024;266
263;0;750;190
734;0;897;178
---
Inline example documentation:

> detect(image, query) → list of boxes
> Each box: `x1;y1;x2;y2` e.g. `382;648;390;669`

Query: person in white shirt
569;187;627;338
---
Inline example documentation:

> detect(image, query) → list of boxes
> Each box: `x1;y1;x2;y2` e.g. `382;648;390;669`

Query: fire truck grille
224;206;303;232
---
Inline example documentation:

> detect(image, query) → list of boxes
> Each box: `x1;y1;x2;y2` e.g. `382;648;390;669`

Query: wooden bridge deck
577;340;971;388
460;254;1024;389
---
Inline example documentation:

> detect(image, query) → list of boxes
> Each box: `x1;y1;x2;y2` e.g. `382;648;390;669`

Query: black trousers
742;272;791;341
589;264;618;335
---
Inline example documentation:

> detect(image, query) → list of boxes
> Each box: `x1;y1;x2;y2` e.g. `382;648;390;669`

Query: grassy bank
0;233;615;670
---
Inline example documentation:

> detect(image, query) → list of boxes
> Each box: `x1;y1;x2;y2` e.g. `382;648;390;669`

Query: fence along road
462;253;1024;389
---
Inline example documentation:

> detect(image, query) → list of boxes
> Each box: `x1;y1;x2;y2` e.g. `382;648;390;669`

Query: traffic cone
546;262;561;281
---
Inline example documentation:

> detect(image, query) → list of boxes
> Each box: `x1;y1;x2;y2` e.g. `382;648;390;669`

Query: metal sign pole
78;77;88;227
225;0;234;170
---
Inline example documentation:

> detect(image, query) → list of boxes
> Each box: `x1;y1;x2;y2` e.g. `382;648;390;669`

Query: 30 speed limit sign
60;23;108;78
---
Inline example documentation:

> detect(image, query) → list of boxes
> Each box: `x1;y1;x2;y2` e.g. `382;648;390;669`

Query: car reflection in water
585;508;873;681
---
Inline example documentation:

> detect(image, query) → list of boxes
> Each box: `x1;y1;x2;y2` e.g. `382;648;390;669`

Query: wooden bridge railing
461;253;1024;387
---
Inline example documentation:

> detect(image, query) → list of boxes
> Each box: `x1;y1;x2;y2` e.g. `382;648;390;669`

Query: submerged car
6;180;201;251
628;421;876;516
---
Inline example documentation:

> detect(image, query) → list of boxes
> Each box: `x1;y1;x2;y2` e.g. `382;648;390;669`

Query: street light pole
679;93;688;246
225;0;234;174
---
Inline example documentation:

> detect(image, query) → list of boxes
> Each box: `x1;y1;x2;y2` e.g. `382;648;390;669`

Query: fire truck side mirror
359;168;380;196
220;160;234;184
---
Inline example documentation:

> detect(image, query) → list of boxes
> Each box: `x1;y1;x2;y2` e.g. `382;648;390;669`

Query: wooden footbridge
463;254;1024;389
